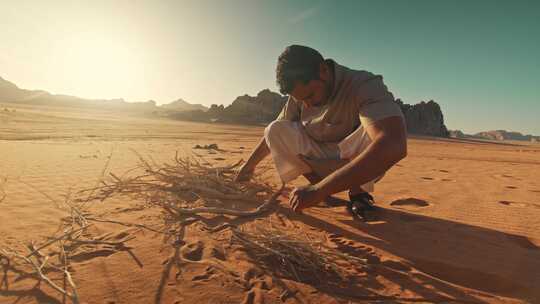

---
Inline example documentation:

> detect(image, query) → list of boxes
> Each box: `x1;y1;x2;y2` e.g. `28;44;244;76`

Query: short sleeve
356;76;404;126
276;96;301;121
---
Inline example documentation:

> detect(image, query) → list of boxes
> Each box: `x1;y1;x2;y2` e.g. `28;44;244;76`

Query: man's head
276;45;333;108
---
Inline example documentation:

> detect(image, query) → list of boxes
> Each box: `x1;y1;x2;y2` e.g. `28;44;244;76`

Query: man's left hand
289;184;326;213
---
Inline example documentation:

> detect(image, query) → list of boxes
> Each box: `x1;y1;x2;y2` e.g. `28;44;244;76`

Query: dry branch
231;227;365;286
0;198;135;304
79;151;284;222
0;248;78;303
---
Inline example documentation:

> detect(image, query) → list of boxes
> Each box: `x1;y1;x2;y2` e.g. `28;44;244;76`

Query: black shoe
347;192;376;221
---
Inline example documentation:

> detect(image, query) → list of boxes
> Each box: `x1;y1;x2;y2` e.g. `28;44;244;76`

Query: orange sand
0;102;539;304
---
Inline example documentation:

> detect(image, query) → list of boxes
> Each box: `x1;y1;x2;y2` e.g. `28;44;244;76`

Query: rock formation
448;130;467;138
473;130;539;141
395;99;449;137
215;89;287;124
170;89;288;124
450;129;540;142
161;98;208;112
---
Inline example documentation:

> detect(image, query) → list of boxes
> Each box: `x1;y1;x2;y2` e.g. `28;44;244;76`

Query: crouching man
235;45;407;219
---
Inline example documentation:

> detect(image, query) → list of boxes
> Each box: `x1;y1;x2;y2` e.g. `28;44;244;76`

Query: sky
0;0;539;135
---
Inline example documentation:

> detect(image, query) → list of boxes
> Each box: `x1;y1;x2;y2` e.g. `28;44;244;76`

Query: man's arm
236;96;300;181
290;116;407;211
317;115;406;194
234;136;271;181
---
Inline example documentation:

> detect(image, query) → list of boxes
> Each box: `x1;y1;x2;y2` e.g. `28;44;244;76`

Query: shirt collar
326;59;345;101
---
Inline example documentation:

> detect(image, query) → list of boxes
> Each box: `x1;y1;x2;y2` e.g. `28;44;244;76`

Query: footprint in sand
390;198;431;208
423;174;454;182
181;241;227;262
191;265;218;281
181;241;204;261
495;174;522;181
326;234;380;265
498;200;540;209
498;200;526;207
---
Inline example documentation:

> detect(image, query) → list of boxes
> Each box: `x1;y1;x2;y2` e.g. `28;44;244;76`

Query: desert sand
0;102;539;304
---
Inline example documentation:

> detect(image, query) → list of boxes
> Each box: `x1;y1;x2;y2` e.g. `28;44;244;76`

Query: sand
0;102;539;304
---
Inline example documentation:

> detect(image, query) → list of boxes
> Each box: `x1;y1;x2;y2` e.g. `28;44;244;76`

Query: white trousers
264;120;378;192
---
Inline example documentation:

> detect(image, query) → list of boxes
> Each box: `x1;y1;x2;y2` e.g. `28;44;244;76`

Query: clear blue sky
1;0;539;134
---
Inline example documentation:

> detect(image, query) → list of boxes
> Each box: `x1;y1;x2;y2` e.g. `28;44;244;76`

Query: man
235;45;407;219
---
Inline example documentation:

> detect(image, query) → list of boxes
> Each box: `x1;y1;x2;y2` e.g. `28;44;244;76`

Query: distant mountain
0;76;193;112
0;76;40;101
161;98;208;112
449;129;540;142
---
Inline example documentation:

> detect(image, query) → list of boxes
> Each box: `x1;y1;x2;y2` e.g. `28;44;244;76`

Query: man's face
290;79;330;108
289;62;333;108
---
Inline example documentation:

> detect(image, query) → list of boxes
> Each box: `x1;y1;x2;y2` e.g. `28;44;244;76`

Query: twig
85;217;169;235
26;225;90;258
1;249;75;301
171;184;284;217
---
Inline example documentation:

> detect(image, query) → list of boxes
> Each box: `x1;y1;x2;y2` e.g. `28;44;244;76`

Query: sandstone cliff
171;89;287;124
216;89;287;123
396;99;449;137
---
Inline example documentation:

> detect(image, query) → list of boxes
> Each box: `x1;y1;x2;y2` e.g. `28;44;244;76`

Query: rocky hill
0;76;159;111
395;99;449;137
210;89;287;124
161;98;208;112
169;89;288;124
0;76;198;113
449;129;540;142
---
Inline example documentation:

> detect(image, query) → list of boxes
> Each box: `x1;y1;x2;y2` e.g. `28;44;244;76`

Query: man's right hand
234;162;255;182
233;136;271;182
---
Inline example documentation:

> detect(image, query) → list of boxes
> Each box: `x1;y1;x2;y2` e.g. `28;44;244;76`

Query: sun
59;32;143;99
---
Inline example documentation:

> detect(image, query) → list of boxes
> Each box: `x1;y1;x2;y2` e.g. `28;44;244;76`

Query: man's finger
289;195;297;207
292;194;304;213
293;200;303;213
292;200;299;212
291;195;299;210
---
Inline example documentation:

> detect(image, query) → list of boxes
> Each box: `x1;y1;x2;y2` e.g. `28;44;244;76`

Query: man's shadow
277;196;540;303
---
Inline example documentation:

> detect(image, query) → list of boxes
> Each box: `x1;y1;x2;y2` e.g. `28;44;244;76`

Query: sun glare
60;33;143;99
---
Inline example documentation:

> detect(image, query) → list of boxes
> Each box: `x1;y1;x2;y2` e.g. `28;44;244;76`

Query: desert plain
0;102;539;304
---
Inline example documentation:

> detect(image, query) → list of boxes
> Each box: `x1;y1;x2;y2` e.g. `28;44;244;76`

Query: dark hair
276;45;324;95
